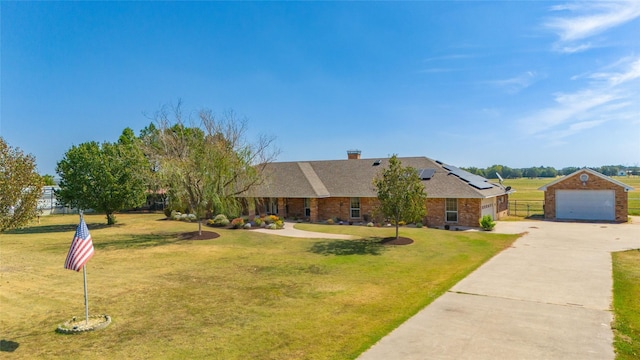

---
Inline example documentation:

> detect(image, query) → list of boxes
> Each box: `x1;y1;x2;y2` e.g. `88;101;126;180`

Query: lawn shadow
94;233;181;250
0;339;19;352
5;222;122;235
309;238;386;256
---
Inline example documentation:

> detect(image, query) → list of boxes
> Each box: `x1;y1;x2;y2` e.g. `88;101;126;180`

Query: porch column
310;198;319;223
278;198;286;218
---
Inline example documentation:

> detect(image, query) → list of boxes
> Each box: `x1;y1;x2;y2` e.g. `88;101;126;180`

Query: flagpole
83;264;89;325
79;211;89;326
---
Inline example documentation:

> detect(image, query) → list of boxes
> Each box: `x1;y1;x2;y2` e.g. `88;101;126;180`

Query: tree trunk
198;219;202;236
106;212;116;225
395;213;400;239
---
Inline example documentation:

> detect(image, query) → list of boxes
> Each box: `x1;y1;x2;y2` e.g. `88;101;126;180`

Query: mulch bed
380;236;414;245
179;231;220;241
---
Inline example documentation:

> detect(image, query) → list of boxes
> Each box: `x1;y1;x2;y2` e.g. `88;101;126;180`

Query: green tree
55;128;150;225
373;155;427;240
42;174;56;185
0;137;44;231
148;102;278;235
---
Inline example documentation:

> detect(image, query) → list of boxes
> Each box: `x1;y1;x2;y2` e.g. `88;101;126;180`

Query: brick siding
543;170;629;222
255;195;507;228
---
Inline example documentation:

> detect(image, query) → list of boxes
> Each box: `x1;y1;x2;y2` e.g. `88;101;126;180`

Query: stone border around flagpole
56;314;111;334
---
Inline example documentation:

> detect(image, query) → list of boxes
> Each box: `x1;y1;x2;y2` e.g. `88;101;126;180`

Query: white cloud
491;71;544;94
559;43;592;53
545;1;640;53
518;56;640;138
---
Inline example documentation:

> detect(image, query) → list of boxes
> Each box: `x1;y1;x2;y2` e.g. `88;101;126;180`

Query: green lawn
0;213;519;359
612;249;640;360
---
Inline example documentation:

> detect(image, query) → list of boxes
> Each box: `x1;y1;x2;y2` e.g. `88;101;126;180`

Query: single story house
244;151;512;228
539;168;633;222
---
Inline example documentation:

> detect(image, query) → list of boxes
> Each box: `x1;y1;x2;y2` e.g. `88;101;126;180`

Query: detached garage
539;168;633;222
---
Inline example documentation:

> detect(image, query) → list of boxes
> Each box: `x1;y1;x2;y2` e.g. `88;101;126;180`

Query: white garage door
481;198;495;219
556;190;615;221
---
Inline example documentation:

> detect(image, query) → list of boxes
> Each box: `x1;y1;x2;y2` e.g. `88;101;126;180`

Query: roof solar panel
442;163;495;190
417;168;436;180
470;181;494;190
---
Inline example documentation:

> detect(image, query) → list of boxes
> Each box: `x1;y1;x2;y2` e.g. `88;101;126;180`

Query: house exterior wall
316;197;379;223
543;171;628;222
425;198;482;228
285;198;305;219
257;195;507;228
496;194;509;219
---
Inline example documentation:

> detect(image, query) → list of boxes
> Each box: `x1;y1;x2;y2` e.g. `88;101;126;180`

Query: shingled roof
247;156;508;199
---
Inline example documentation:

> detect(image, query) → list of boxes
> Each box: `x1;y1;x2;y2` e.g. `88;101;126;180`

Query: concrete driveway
358;218;640;360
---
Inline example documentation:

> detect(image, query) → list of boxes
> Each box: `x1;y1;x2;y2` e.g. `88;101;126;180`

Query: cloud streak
491;71;544;94
518;56;640;140
545;1;640;53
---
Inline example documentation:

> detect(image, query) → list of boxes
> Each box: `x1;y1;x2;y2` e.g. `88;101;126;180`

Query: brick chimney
347;149;361;160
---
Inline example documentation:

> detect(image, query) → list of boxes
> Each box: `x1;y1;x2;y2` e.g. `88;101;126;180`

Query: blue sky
2;1;639;176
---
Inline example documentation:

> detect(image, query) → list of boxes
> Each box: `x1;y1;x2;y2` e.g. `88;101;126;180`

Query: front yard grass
1;213;519;359
612;249;640;360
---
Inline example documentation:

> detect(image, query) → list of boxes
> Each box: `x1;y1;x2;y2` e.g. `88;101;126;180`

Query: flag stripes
64;217;94;271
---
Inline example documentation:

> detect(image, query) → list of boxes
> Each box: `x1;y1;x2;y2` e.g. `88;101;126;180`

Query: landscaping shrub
480;215;496;231
415;222;423;228
253;218;263;227
212;214;230;227
367;222;374;227
263;215;280;225
231;217;245;229
326;218;334;225
164;207;173;218
274;220;284;229
267;223;277;230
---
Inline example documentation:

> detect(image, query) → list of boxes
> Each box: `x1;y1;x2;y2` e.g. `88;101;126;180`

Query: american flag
64;217;95;271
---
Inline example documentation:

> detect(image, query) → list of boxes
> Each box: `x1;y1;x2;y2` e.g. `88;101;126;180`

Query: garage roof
538;168;634;191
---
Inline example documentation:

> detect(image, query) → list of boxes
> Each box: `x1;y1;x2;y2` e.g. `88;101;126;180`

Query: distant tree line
462;165;639;179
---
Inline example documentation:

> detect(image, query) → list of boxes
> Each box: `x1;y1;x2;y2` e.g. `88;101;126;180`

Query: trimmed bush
212;214;230;227
367;222;374;227
326;218;334;225
480;215;496;231
253;218;263;227
415;222;423;228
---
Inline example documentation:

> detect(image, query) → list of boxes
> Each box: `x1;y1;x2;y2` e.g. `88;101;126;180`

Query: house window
304;198;310;217
350;197;361;218
267;198;278;215
445;198;458;222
